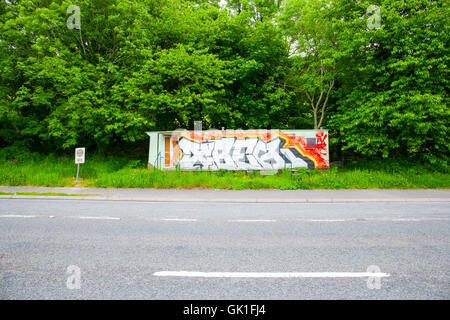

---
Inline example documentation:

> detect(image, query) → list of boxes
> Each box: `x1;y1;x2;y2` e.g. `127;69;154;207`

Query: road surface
0;198;449;299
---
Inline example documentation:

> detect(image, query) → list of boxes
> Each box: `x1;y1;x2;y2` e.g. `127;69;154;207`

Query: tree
226;0;283;21
278;0;342;130
329;0;449;167
0;0;237;152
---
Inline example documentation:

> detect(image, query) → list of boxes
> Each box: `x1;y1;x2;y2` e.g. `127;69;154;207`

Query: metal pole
76;163;80;182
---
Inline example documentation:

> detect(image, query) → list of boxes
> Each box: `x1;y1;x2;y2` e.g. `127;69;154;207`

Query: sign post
75;148;85;183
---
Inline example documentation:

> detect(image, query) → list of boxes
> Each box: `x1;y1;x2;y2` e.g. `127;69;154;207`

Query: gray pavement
0;198;449;299
1;186;449;203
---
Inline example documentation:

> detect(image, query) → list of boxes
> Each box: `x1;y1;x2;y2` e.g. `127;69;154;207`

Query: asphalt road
0;198;449;299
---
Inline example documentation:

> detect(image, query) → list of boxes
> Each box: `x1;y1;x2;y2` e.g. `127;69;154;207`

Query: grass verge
0;155;448;189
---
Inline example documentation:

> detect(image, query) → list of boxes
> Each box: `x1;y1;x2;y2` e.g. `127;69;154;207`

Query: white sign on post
75;148;85;164
75;148;85;183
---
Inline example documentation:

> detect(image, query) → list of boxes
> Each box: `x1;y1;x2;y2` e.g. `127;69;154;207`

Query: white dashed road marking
68;216;121;220
156;218;198;222
228;219;276;223
1;215;447;223
153;271;390;278
295;218;450;222
0;215;36;218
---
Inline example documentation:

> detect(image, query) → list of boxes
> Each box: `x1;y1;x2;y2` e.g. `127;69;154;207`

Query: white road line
0;214;36;218
228;219;276;222
153;271;390;278
304;219;348;222
295;218;450;222
389;218;449;222
156;218;198;222
69;216;121;220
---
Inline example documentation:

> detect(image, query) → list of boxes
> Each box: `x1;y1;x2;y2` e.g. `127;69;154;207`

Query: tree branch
317;79;335;129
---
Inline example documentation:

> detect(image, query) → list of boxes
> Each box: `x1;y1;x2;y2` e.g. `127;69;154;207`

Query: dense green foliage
0;0;448;167
328;0;449;168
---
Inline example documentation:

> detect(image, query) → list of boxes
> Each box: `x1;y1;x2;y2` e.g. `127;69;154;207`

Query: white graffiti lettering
177;137;312;170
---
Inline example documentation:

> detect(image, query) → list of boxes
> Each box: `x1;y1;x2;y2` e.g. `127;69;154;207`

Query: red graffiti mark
312;131;328;168
315;132;327;152
279;132;328;169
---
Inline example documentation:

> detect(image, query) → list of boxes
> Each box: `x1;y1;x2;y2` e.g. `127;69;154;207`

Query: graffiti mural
168;130;328;170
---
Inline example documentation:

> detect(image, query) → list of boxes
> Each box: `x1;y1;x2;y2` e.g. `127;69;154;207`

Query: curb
0;195;449;203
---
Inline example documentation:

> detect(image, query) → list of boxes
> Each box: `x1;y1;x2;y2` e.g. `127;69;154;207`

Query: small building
146;129;329;170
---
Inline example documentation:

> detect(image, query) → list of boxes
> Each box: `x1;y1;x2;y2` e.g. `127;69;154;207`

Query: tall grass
0;155;448;189
0;155;129;187
92;165;449;189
